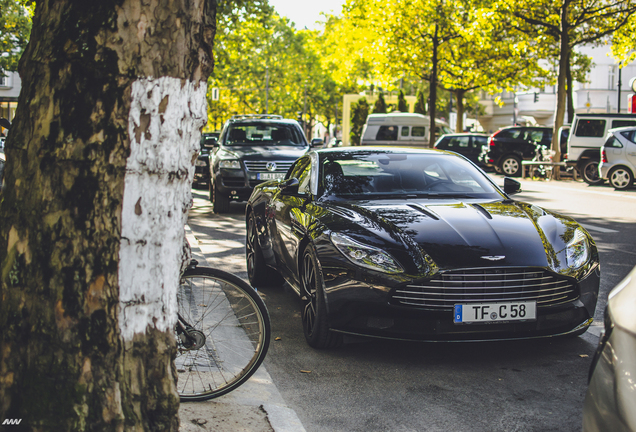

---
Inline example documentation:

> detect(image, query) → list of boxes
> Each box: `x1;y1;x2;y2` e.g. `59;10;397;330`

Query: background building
477;44;636;132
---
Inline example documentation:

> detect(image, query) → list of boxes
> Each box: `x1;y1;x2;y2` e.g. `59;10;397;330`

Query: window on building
609;66;617;90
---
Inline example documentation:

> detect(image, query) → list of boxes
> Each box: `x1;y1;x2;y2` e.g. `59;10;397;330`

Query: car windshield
320;151;502;199
225;123;305;146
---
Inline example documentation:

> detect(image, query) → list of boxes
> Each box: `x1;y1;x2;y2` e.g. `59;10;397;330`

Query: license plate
258;172;285;180
453;301;536;324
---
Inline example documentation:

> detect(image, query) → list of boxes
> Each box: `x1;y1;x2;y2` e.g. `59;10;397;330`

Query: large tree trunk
551;0;570;179
0;1;215;431
455;89;465;132
428;25;439;148
566;53;575;124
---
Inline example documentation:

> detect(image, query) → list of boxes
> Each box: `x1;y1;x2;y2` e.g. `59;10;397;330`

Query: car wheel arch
298;239;332;313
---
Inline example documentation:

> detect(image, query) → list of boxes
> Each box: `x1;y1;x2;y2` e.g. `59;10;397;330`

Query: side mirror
280;177;300;195
310;138;324;148
503;177;522;195
202;138;218;150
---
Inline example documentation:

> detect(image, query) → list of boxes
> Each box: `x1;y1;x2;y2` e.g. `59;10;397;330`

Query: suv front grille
392;268;578;311
244;161;294;173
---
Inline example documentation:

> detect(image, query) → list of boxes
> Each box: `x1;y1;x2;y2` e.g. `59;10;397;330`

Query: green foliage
209;2;342;132
0;0;34;74
414;90;427;115
397;90;408;112
373;92;387;113
350;97;369;145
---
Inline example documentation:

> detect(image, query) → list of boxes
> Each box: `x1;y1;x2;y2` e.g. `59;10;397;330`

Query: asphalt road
186;176;636;432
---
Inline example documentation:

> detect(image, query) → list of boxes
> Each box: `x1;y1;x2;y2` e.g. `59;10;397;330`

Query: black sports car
245;147;600;348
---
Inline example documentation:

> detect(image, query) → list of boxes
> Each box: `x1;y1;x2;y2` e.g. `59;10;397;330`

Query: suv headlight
331;233;404;274
566;228;589;269
219;160;241;169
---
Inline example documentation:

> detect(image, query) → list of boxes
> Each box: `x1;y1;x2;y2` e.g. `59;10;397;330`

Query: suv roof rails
230;114;283;121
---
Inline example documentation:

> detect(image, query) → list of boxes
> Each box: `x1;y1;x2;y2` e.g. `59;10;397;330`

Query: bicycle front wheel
175;267;271;401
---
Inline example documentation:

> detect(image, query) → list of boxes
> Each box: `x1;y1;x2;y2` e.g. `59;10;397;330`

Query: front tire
211;179;230;213
609;166;634;190
301;244;342;349
500;156;521;176
581;160;603;185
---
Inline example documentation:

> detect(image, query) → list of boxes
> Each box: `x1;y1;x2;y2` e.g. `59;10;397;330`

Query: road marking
580;224;619;233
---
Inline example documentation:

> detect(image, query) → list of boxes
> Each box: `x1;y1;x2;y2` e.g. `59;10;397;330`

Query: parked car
599;126;636;190
434;133;489;167
583;266;636;432
0;151;5;189
193;132;220;189
566;113;636;184
479;126;553;176
360;113;451;147
208;114;313;213
245;147;600;348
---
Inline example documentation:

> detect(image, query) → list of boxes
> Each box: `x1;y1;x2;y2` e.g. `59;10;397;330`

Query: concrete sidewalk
179;226;305;432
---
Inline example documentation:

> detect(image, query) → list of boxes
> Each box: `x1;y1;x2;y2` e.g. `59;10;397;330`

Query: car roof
440;133;489;137
313;146;453;156
609;125;636;133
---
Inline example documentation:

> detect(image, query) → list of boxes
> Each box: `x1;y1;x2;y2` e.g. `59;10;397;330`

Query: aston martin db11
245;147;600;348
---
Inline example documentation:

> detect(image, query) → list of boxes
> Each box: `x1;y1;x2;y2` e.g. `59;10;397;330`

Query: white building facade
477;44;636;133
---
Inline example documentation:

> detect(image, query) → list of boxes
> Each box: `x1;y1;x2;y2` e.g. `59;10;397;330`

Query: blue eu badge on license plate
454;305;462;323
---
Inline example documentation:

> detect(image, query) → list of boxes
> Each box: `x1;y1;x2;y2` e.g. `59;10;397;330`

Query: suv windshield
226;123;305;146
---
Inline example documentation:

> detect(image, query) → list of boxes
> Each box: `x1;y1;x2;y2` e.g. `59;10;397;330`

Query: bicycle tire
175;267;271;401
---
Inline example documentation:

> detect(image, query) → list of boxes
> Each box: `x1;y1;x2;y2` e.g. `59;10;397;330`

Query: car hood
321;199;581;272
221;145;308;160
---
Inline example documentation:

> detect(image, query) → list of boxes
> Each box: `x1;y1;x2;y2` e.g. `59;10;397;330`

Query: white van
566;113;636;184
360;113;451;146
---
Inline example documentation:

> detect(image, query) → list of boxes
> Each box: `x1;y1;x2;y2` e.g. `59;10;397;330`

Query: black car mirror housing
503;177;522;195
310;138;324;148
280;177;300;195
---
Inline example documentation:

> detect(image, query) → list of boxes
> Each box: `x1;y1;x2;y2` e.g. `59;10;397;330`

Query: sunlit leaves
0;0;34;73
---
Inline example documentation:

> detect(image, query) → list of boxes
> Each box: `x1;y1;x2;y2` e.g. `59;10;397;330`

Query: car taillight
602;149;608;163
488;137;494;146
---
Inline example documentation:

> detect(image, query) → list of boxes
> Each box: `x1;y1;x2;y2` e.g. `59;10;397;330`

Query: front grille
244;160;294;173
392;268;578;311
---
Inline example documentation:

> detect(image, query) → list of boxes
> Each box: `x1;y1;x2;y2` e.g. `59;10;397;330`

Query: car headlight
330;233;404;274
219;160;241;169
566;228;589;269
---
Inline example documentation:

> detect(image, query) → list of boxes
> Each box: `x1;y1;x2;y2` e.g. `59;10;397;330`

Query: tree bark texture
455;89;465;133
0;1;215;431
428;25;439;148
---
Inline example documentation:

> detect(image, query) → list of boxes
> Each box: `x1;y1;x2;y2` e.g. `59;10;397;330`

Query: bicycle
175;260;271;401
530;142;556;179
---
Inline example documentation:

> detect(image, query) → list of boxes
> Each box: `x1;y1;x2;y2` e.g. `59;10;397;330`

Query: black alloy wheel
301;244;342;349
581;160;603;185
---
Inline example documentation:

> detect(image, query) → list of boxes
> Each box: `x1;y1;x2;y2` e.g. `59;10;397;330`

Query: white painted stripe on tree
119;77;207;341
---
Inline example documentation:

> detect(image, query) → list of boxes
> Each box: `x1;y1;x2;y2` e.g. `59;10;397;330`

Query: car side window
473;136;488;148
612;120;636;129
412;126;426;137
287;157;310;181
604;136;622;148
448;136;470;148
575;120;606;137
620;130;636;143
401;126;410;137
297;163;312;195
376;126;398;141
